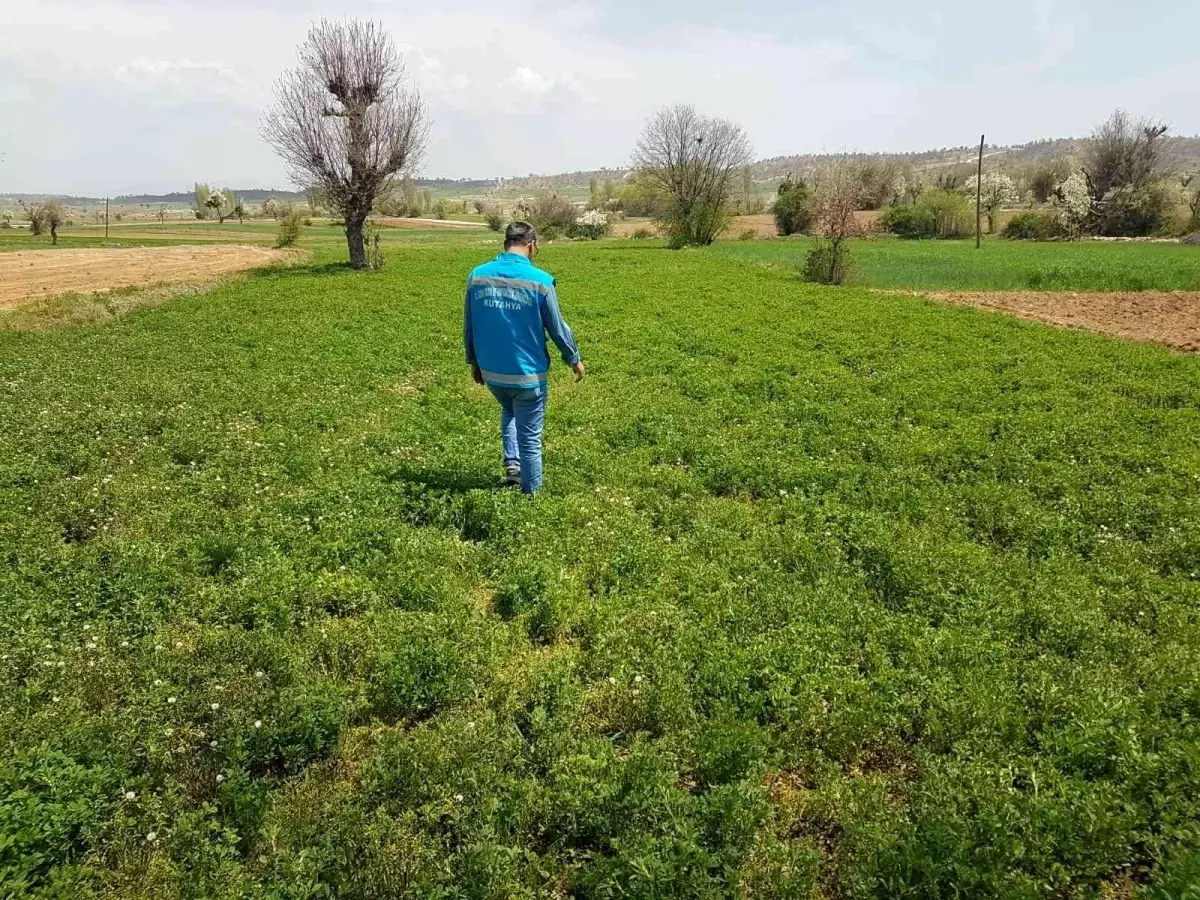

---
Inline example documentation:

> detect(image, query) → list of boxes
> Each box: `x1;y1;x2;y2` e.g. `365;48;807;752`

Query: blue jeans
488;384;547;493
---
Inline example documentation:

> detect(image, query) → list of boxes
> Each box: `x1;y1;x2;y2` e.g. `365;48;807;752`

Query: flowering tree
963;172;1019;233
1056;171;1092;238
572;209;611;240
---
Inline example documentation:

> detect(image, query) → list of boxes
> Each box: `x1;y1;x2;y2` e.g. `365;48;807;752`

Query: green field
714;236;1200;292
2;234;1200;897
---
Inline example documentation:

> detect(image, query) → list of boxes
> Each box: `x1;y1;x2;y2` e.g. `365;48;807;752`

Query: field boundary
0;244;307;311
881;288;1200;352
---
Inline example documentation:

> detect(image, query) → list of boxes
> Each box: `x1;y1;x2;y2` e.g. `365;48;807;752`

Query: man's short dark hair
504;221;538;248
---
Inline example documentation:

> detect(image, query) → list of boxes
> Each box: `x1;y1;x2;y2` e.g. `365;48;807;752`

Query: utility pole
104;197;110;240
975;135;984;249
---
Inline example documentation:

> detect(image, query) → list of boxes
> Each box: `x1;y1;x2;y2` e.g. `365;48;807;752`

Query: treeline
769;110;1200;243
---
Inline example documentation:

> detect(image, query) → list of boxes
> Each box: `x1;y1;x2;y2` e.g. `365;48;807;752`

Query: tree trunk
346;214;368;269
51;224;58;245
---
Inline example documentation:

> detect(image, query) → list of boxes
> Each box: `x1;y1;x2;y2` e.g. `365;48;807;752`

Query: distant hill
5;134;1199;206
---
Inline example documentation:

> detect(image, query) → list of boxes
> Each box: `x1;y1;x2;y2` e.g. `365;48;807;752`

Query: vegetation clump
275;209;304;248
772;175;812;236
1002;211;1064;241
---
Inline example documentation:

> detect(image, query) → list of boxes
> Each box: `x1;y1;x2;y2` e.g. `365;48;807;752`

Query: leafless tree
1084;109;1169;199
804;157;871;285
45;203;64;244
632;105;752;247
263;20;428;269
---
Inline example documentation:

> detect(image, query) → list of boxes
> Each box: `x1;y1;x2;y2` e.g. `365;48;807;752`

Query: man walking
464;222;585;493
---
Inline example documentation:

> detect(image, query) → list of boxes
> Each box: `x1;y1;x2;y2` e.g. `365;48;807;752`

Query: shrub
275;210;304;248
21;201;49;236
772;175;812;236
515;193;577;235
921;189;974;238
879;191;972;239
631;227;655;240
1094;184;1172;237
1002;212;1063;241
569;209;612;241
613;182;659;218
1184;183;1200;235
802;239;851;284
739;228;757;241
879;204;936;238
366;221;385;270
484;208;505;232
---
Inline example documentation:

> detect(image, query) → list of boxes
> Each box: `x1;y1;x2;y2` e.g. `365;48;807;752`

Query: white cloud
112;59;249;106
0;0;1197;194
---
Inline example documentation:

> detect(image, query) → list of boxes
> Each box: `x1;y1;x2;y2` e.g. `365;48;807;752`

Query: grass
1;235;1199;897
0;220;488;252
714;235;1200;292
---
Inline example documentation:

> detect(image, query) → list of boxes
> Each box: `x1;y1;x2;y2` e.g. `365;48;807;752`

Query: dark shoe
504;464;521;487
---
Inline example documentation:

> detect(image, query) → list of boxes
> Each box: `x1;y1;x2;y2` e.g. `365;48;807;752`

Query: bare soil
0;245;302;309
909;290;1200;352
612;211;884;240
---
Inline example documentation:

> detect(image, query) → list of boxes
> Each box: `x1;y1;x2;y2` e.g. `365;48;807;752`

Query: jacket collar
497;251;533;266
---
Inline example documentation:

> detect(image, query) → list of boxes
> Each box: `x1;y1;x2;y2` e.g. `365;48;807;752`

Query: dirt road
0;245;301;308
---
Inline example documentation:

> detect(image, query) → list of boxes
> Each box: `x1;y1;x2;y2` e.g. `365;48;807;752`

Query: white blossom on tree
573;208;611;240
1057;171;1092;238
963;172;1020;233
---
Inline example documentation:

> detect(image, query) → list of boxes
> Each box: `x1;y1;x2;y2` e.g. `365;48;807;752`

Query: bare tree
632;105;752;247
1084;109;1169;199
804;158;870;285
45;203;64;244
263;20;428;269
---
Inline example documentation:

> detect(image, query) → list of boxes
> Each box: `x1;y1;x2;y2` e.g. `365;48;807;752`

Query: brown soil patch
904;290;1200;352
372;216;484;230
612;210;883;240
0;245;303;309
81;228;277;242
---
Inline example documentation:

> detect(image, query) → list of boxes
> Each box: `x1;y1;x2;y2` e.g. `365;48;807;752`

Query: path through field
0;245;302;308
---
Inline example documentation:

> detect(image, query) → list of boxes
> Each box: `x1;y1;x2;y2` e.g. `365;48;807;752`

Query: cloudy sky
2;0;1198;195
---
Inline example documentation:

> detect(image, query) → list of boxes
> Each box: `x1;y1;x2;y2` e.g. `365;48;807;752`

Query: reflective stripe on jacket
463;252;580;388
